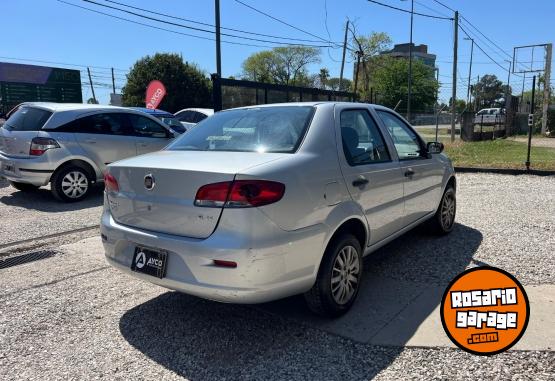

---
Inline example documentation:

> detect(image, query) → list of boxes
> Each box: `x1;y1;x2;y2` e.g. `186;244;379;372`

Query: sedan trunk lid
107;150;286;238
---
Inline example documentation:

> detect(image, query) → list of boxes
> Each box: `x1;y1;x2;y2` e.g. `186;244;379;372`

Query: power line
233;0;341;47
431;0;455;13
56;0;276;48
0;55;128;72
458;24;512;74
414;0;451;18
82;0;332;47
100;0;333;45
459;15;512;60
366;0;453;20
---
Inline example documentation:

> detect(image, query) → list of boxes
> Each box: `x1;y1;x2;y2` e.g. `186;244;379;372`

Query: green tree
327;77;352;92
449;98;467;114
371;57;438;112
241;46;320;85
472;74;510;108
122;53;211;112
350;31;392;99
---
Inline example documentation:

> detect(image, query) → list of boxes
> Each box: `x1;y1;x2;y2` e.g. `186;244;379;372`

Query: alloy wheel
331;245;360;305
61;171;89;199
441;192;456;230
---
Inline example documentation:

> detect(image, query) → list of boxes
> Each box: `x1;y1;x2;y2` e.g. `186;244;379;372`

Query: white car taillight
29;137;60;156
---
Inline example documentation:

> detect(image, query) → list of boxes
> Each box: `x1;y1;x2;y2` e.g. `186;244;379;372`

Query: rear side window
129;114;169;138
168;106;314;153
3;107;52;131
176;110;195;123
77;113;132;135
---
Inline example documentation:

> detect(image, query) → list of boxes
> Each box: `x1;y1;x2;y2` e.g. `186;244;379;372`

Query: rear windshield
168;106;314;153
3;107;52;131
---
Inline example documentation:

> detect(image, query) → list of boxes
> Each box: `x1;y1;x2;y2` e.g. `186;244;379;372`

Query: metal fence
211;75;356;111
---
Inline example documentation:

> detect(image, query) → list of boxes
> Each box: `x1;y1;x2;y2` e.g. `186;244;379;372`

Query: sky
2;0;554;107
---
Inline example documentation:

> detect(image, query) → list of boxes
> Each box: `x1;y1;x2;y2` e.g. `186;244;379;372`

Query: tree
371;57;438;113
350;31;392;99
472;74;510;109
449;98;467;114
241;46;320;86
327;77;352;92
318;68;330;89
122;53;211;112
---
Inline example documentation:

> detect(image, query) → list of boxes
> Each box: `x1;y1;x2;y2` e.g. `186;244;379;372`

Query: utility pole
450;11;458;142
339;20;349;90
407;0;414;122
215;0;221;77
87;67;97;104
464;37;474;105
521;73;526;112
213;0;222;111
353;50;362;96
541;43;552;135
111;67;116;94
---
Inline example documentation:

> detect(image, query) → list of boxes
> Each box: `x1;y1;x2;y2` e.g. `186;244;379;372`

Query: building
380;43;436;68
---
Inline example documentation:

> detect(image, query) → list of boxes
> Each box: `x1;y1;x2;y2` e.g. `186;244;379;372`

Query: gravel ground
0;177;103;246
0;173;554;380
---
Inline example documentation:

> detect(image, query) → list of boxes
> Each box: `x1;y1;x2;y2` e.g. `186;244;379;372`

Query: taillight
194;180;285;208
29;137;59;156
104;172;119;193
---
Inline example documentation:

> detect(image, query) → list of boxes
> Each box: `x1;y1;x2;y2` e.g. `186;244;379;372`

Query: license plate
131;246;167;278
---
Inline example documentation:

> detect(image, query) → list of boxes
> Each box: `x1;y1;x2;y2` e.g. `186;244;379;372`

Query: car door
128;114;173;155
336;106;405;245
375;110;443;225
74;112;137;172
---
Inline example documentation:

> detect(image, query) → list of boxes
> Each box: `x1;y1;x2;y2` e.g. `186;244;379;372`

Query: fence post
211;73;222;111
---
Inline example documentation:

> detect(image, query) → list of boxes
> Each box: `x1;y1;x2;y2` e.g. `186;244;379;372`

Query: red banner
145;80;166;109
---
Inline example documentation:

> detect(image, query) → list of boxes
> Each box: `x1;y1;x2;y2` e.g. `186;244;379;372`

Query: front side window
3;107;52;131
192;111;208;123
376;110;423;160
340;109;390;165
129;115;168;138
168;106;314;153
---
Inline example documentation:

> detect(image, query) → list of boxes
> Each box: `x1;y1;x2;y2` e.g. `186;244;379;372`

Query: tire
10;181;39;192
304;234;363;317
51;166;91;202
429;185;456;235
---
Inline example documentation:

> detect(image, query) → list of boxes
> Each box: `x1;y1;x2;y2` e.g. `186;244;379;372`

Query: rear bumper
100;203;327;304
0;152;54;186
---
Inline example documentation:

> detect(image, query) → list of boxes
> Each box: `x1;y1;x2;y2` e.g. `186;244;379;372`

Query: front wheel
10;181;39;192
304;234;363;317
429;185;456;234
51;167;91;202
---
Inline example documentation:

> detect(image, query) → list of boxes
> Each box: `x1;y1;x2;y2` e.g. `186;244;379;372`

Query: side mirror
427;141;444;154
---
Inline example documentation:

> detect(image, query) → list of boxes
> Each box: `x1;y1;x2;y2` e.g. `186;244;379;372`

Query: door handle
404;168;415;177
352;177;369;187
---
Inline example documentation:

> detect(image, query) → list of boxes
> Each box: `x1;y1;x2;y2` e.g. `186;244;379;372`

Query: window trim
340;108;393;167
376;109;428;162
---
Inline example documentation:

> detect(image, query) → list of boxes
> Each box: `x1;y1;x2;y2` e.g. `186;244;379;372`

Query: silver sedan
101;102;456;317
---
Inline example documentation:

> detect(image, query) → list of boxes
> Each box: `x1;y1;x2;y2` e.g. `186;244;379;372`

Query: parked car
174;108;213;129
101;102;456;317
130;107;187;134
473;108;505;125
0;102;177;201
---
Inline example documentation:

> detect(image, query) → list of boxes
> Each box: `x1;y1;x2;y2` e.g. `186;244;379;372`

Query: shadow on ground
120;223;482;380
0;185;103;212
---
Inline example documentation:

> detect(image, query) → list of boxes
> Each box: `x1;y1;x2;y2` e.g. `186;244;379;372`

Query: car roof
19;102;130;113
175;108;214;116
130;107;175;116
229;101;385;110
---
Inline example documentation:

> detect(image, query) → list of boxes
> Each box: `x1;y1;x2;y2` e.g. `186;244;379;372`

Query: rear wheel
51;166;90;202
429;185;456;234
304;234;362;317
9;181;39;192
